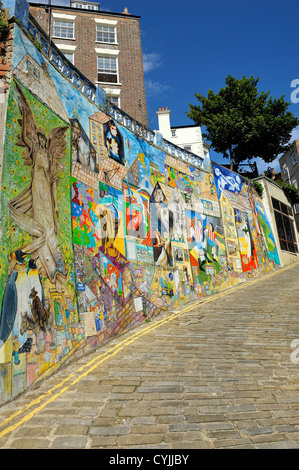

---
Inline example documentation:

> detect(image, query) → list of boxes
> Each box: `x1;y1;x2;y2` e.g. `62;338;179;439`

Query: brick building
29;0;148;125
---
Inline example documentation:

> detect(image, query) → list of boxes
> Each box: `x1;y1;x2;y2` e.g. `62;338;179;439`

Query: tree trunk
229;148;234;171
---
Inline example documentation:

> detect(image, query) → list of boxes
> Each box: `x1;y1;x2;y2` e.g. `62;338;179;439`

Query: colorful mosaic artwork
0;23;280;404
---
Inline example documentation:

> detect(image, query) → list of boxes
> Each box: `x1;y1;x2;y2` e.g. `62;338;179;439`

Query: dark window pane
288;243;296;253
272;198;280;211
98;73;117;83
289;218;296;242
282;215;295;243
274;211;286;240
280;202;288;215
280;239;288;251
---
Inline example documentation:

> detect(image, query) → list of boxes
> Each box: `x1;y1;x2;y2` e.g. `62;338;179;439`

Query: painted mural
212;163;280;271
0;21;280;404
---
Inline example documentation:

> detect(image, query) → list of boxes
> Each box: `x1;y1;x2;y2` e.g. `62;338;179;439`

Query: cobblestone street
0;262;299;450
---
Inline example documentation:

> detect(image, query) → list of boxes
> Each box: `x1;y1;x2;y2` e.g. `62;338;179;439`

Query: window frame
72;2;98;8
272;197;298;253
62;52;74;64
56;44;76;66
96;24;117;44
108;95;120;107
291;152;297;166
97;55;118;84
53;19;75;40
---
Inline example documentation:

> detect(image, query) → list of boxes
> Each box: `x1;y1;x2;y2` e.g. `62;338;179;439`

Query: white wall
156;107;210;160
170;126;206;159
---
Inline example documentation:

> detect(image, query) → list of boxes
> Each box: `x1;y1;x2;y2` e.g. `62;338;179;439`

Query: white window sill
55;44;77;51
52;36;76;41
96;81;122;87
95;41;119;46
53;13;77;20
95;47;119;56
94;18;117;26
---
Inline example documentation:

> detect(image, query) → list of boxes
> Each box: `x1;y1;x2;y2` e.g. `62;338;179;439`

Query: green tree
187;75;299;170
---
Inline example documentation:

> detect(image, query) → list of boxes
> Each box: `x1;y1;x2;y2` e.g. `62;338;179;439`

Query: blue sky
30;0;299;172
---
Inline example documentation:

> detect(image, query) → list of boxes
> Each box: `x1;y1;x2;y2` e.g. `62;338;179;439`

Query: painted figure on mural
157;206;169;237
153;231;173;267
151;184;165;204
237;214;253;258
0;250;31;349
104;264;120;293
214;166;242;194
28;257;44;303
243;217;255;259
13;336;20;365
70;118;98;172
7;81;68;292
169;192;186;241
29;287;50;331
204;222;222;263
103;120;125;165
188;213;207;271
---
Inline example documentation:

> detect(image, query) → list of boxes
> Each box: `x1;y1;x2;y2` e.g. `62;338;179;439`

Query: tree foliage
187;75;299;170
263;165;299;205
0;0;9;41
251;180;264;198
274;180;299;205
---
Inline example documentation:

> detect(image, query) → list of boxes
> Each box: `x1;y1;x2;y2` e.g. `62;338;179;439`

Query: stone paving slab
0;262;299;450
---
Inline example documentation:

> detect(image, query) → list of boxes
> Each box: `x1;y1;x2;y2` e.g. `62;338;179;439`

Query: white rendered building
156;106;210;162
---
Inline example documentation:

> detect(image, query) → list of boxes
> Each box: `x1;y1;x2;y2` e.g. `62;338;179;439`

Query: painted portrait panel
0;78;77;361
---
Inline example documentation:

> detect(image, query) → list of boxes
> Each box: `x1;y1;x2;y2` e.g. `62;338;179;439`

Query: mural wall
0;21;280;404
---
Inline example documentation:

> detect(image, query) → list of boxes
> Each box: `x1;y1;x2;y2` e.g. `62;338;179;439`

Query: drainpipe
47;0;52;57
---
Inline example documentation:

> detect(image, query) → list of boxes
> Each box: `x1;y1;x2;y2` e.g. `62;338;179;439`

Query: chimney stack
156;107;171;138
